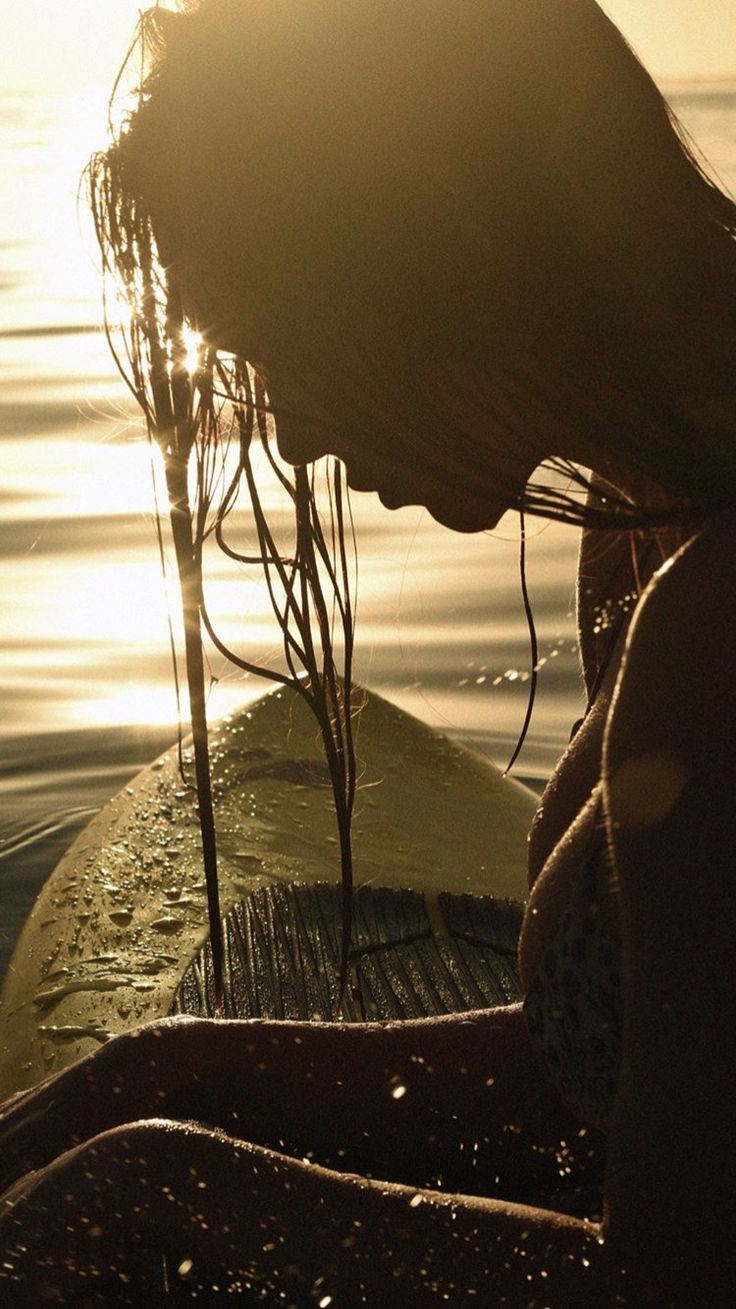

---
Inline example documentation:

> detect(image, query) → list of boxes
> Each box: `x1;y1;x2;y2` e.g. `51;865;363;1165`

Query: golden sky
1;1;734;95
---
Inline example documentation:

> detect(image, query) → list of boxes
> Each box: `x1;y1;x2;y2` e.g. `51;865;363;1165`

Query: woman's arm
1;1004;596;1204
1;1116;608;1307
602;520;736;1307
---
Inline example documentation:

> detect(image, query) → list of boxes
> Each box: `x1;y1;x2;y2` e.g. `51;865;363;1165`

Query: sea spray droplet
108;910;133;927
150;917;184;934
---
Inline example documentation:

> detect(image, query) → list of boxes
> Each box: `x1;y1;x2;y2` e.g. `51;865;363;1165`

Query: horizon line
656;72;736;91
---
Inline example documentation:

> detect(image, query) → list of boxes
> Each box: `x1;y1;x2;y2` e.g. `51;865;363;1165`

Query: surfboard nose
0;684;536;1098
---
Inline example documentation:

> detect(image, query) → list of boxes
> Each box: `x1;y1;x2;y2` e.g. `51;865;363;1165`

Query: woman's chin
425;497;506;534
384;492;504;533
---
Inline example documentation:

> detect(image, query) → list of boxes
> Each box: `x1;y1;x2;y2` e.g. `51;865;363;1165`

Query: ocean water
1;84;735;977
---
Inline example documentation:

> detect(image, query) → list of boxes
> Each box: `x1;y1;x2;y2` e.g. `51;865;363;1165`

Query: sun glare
74;673;260;731
75;683;181;729
182;326;203;378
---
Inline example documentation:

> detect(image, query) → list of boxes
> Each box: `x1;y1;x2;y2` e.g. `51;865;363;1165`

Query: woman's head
95;0;736;528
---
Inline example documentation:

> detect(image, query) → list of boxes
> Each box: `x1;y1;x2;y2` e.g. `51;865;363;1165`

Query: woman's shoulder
647;505;736;585
599;513;736;1297
600;505;736;1016
611;509;736;722
601;508;736;969
604;510;736;832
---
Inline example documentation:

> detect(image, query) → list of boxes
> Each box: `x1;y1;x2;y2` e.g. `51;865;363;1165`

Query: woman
2;1;734;1303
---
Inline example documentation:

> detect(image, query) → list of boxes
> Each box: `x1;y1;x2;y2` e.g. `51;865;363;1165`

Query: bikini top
523;815;623;1130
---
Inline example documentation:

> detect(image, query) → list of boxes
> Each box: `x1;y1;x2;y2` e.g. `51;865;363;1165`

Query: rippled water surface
2;83;735;976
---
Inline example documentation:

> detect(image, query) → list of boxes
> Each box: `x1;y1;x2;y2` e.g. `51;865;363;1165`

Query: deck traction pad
171;883;523;1021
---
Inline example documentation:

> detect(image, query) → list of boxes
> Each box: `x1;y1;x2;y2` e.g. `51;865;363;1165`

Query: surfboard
0;685;537;1099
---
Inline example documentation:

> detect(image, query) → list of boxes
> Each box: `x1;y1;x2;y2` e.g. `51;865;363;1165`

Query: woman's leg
0;1008;603;1203
0;1117;607;1308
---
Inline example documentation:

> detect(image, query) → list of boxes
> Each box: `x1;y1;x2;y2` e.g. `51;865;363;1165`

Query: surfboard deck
0;685;537;1098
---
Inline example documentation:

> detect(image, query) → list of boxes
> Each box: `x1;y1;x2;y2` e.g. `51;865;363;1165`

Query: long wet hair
90;0;736;531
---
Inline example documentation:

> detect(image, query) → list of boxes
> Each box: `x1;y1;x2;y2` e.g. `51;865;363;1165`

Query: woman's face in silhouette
121;0;736;536
184;268;542;533
266;372;540;534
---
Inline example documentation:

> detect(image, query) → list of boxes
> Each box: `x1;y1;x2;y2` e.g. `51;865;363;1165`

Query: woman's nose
273;408;337;466
264;369;344;465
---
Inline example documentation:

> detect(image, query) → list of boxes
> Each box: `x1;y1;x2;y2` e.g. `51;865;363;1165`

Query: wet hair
91;0;736;529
